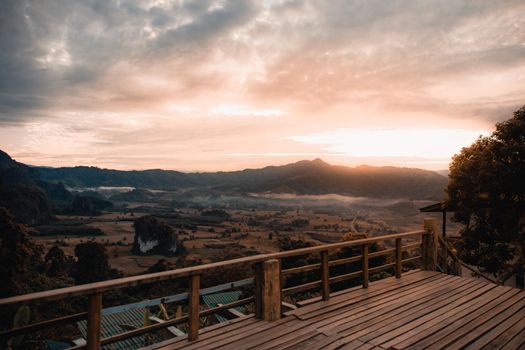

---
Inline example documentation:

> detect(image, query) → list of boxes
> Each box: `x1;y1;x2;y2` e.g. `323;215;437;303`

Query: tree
0;207;45;298
447;106;525;282
72;241;122;284
0;207;74;332
44;245;73;277
132;215;181;256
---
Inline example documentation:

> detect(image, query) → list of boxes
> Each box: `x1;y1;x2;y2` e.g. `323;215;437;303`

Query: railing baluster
278;258;283;316
441;240;448;274
86;293;102;350
259;259;281;321
254;262;263;319
362;244;369;288
516;267;524;289
396;238;402;278
320;250;330;300
188;274;200;341
423;219;439;271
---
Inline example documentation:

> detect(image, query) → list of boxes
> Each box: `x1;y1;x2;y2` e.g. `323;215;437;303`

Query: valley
32;190;445;276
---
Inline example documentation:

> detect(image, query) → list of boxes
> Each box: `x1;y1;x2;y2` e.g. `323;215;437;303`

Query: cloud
0;0;259;123
210;104;285;117
0;0;524;170
248;0;525;119
153;0;257;52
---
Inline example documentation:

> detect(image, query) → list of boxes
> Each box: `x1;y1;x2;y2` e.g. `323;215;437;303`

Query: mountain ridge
0;150;63;224
32;156;448;200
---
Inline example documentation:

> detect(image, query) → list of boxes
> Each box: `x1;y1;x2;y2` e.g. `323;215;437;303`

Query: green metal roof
202;291;245;323
46;340;72;350
77;308;160;349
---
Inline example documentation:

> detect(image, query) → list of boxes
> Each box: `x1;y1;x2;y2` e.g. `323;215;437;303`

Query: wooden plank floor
141;271;525;350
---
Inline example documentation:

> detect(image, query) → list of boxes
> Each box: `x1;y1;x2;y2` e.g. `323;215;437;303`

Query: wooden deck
143;271;525;350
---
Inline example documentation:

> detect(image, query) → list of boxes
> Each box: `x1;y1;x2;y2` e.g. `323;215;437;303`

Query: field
32;191;453;276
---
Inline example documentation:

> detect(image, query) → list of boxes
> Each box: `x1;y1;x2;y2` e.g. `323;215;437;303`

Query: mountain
36;166;197;189
215;159;447;199
34;156;448;200
0;150;77;224
0;150;55;224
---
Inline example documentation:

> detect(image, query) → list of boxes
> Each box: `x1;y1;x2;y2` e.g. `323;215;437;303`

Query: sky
1;0;524;172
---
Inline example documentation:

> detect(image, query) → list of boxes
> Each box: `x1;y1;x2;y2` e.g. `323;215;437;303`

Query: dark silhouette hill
34;156;447;200
0;150;54;224
197;159;447;199
0;150;73;224
36;166;197;189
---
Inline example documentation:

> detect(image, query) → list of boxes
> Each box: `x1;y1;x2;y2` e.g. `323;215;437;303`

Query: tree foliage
44;245;74;277
132;215;182;256
0;207;75;332
447;106;525;276
72;241;122;284
0;207;45;298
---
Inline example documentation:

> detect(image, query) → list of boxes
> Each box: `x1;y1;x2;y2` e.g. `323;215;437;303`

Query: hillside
34;157;447;200
0;150;67;224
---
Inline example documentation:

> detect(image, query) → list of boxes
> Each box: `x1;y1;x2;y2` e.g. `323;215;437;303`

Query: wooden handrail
0;312;87;338
0;227;428;349
282;280;322;296
280;247;401;276
437;236;500;285
67;297;257;350
403;242;422;251
0;230;424;306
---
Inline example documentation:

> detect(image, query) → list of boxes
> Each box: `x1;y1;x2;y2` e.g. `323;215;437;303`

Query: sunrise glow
290;129;488;159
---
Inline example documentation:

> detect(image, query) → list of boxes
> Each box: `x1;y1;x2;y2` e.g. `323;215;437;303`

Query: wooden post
423;219;439;271
395;238;402;278
362;244;369;288
188;274;200;341
320;250;330;300
442;210;447;239
86;293;102;350
516;267;524;289
254;262;262;319
452;259;461;276
258;259;281;321
278;259;284;311
441;240;448;274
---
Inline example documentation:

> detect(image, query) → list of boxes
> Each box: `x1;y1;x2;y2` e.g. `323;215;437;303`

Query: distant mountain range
34;156;447;200
0;149;448;224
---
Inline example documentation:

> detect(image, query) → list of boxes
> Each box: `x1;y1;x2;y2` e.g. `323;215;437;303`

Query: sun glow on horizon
290;128;490;159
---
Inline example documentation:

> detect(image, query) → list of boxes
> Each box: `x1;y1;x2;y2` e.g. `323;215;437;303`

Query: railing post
423;219;438;271
362;244;369;288
278;259;284;312
516;267;524;289
441;240;448;274
320;250;330;300
188;274;200;341
254;262;263;319
395;238;402;278
451;258;461;276
87;293;102;350
256;259;281;321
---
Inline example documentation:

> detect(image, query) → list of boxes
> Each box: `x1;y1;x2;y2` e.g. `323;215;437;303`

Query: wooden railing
0;220;442;350
430;219;509;286
436;232;502;285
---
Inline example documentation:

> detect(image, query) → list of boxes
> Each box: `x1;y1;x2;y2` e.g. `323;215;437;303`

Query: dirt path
350;214;359;233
